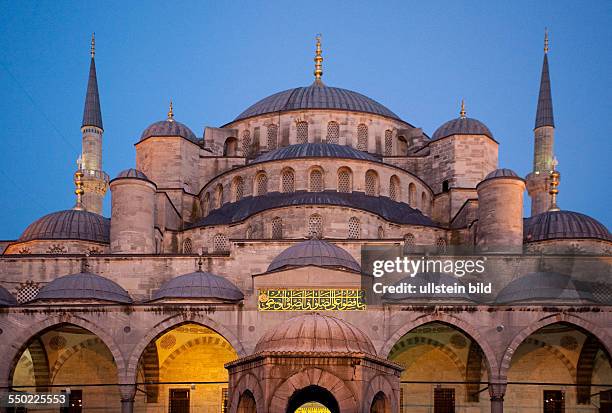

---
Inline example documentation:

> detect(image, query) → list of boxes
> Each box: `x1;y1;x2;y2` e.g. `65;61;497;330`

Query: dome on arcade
523;210;612;243
114;168;149;180
252;143;380;164
34;272;132;303
232;82;402;123
254;313;376;354
484;168;519;180
432;102;493;141
140;102;197;143
267;239;360;273
19;209;110;244
151;271;244;302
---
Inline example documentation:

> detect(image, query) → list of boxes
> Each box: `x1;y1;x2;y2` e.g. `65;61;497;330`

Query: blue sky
0;0;610;239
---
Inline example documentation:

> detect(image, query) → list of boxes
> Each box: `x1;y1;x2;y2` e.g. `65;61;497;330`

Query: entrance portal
287;386;339;413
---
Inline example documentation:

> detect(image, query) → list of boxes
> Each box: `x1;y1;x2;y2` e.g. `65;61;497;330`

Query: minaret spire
535;29;554;129
77;34;109;215
313;34;323;84
460;99;466;119
167;99;174;121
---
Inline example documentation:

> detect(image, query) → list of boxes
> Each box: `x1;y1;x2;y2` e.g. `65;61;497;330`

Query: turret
476;169;525;252
526;29;556;216
109;169;156;253
77;33;109;214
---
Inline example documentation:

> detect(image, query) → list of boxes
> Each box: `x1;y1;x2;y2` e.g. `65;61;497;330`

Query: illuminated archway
134;322;238;412
287;386;339;413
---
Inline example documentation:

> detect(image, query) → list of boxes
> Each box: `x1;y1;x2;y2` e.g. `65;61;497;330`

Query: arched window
296;121;308;144
404;233;416;249
389;175;400;201
281;168;295;193
308;214;323;238
309;168;324;192
203;192;210;216
365;170;379;196
409;183;417;206
421;192;428;213
255;172;268;196
267;124;278;150
224;137;238;156
337;168;352;193
213;234;229;252
233;176;244;202
436;237;447;253
357;124;368;151
215;184;224;208
384;129;393;155
271;217;283;239
348;217;361;239
326;121;339;144
245;226;253;239
241;130;251;156
377;226;384;239
182;238;193;254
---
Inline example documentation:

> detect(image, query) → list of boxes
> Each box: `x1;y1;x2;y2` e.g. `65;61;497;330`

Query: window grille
47;244;66;254
384;129;393;155
281;169;295;193
272;217;283;239
308;214;323;238
182;238;192;254
436;237;447;253
357;124;368;151
365;170;378;196
213;234;229;253
16;281;39;303
409;183;417;206
267;124;278;150
296;121;309;144
378;226;384;238
326;121;339;144
241;130;251;155
348;217;360;239
389;176;400;201
234;177;244;201
256;173;268;196
338;169;352;193
309;169;324;192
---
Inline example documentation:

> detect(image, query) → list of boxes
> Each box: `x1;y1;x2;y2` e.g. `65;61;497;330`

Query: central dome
254;313;376;354
233;82;401;122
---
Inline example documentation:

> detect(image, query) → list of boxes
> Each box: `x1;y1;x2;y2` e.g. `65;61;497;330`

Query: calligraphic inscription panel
258;289;366;311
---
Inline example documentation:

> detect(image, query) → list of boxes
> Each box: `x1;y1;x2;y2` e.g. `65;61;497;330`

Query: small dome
233;83;402;123
496;272;596;304
432;117;494;141
484;168;519;180
267;239;360;273
152;271;244;301
524;210;612;243
140;119;197;143
19;210;110;244
0;285;17;306
115;168;149;180
34;272;132;303
254;313;375;354
252;143;380;164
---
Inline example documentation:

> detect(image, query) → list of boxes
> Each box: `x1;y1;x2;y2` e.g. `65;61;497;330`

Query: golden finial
544;28;549;54
314;34;323;82
73;160;85;211
460;99;467;119
548;156;560;211
91;32;95;58
167;99;174;121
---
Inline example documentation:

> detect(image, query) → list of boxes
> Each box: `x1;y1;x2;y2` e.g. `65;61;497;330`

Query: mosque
0;32;610;413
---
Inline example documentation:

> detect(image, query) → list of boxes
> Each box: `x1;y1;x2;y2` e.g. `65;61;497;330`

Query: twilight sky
0;0;610;239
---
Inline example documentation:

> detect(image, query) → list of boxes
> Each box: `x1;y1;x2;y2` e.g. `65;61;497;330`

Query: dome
115;168;149;180
267;239;360;273
524;210;612;243
254;313;375;354
0;285;17;306
232;82;402;123
140;119;197;143
432;117;494;141
152;271;244;301
34;272;132;303
484;168;519;180
495;272;596;304
19;209;110;244
252;143;380;164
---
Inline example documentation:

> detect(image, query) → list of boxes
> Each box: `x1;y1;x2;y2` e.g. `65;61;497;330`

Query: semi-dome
495;272;596;304
0;285;17;306
432;117;494;141
484;168;519;180
267;239;360;273
34;272;132;303
232;82;402;123
524;210;612;243
140;119;197;143
151;271;244;301
252;143;380;164
115;168;149;180
254;313;375;354
19;209;110;244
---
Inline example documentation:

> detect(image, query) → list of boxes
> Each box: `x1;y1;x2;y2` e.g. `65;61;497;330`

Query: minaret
313;34;324;84
526;29;556;216
77;33;109;214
